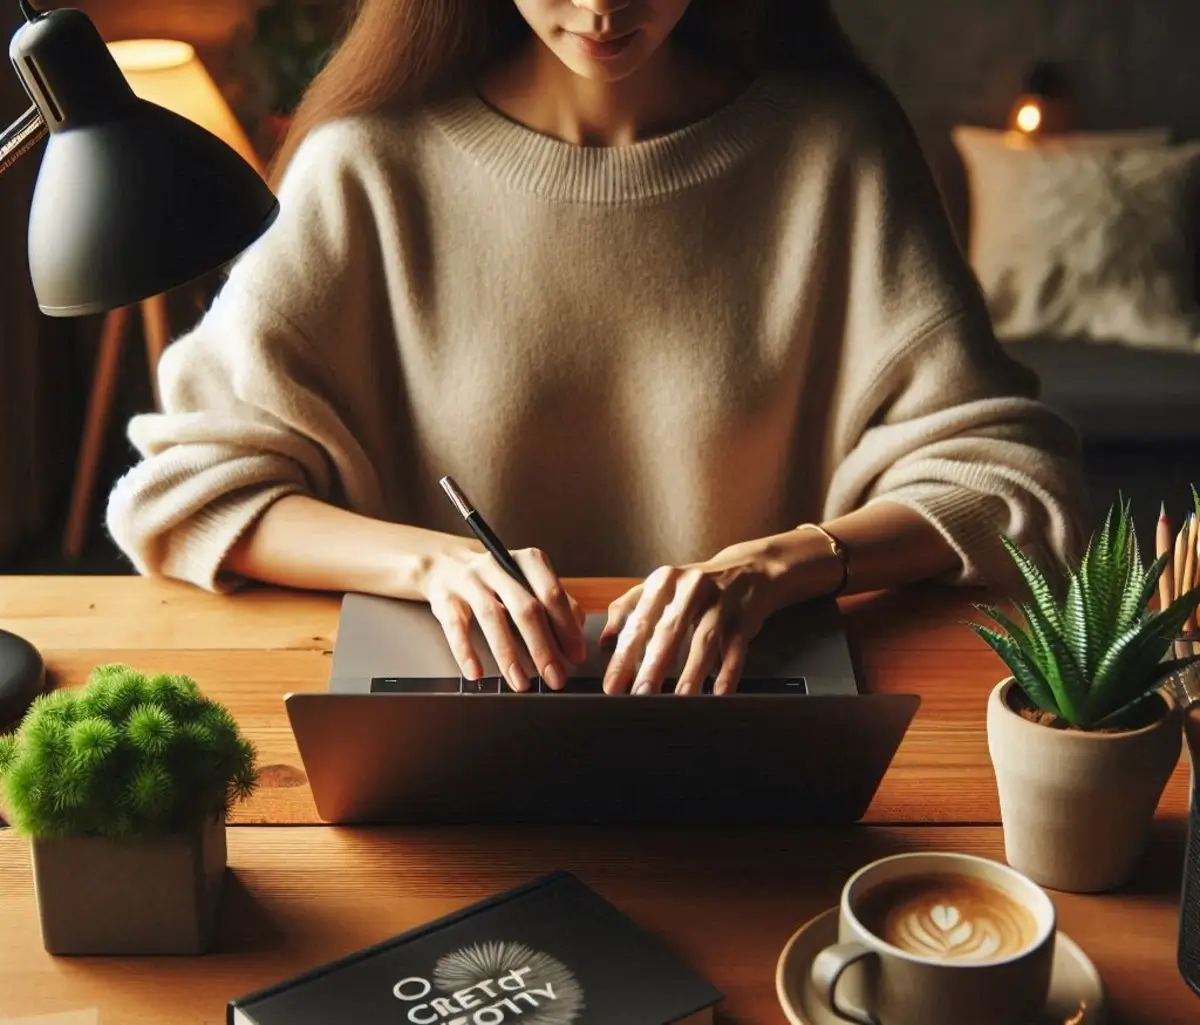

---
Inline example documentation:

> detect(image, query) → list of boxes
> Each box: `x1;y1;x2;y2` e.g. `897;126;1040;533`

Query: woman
106;0;1086;697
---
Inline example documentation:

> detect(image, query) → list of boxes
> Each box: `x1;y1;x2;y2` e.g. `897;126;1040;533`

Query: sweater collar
423;71;789;203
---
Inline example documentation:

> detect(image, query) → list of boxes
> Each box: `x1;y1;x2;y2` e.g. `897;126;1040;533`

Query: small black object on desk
0;629;44;729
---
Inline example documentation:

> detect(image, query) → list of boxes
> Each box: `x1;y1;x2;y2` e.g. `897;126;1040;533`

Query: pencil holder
1180;760;1200;996
1179;672;1200;997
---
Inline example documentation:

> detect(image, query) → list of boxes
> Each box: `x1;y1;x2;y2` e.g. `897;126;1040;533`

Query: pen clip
439;475;474;519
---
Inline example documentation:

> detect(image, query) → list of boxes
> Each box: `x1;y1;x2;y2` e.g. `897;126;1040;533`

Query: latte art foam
855;874;1038;963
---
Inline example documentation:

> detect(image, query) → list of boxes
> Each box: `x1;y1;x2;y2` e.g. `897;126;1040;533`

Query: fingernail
543;663;565;690
507;663;525;692
634;681;649;695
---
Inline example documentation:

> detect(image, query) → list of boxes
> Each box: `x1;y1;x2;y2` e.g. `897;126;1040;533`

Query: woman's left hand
599;547;784;696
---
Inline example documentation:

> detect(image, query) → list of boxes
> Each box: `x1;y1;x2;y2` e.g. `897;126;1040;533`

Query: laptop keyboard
370;676;807;694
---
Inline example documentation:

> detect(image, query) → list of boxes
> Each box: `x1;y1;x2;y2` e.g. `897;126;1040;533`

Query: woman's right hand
420;545;588;692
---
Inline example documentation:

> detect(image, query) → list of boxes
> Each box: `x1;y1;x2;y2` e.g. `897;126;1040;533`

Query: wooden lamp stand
61;293;170;560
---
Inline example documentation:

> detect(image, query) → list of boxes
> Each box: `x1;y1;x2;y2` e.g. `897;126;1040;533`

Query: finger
510;636;538;682
461;581;535;693
633;569;714;694
516;549;587;665
483;564;568;691
603;567;679;694
674;604;723;695
567;591;586;630
600;585;641;646
429;593;484;680
713;628;750;695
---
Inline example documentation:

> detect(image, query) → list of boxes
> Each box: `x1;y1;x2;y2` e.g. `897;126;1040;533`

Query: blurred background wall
837;0;1200;236
0;1;1196;571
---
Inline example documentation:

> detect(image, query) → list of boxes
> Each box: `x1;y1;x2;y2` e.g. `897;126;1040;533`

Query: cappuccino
855;873;1038;963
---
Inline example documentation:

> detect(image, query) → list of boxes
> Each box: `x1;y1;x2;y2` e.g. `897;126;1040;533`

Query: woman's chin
555;32;652;82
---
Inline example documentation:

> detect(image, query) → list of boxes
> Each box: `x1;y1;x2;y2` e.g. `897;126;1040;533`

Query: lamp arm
0;104;47;177
2;0;46;175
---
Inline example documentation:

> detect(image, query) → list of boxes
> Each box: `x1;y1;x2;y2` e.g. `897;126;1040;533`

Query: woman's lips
569;30;638;60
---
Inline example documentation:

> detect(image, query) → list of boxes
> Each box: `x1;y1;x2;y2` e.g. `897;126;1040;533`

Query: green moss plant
969;495;1200;730
0;665;258;839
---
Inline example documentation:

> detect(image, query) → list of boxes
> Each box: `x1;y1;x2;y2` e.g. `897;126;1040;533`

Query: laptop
285;592;920;826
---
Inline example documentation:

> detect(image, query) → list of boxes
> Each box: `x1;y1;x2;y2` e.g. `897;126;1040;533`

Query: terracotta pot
31;816;226;955
987;678;1181;893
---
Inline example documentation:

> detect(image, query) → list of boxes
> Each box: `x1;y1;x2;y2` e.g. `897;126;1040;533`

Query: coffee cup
810;852;1056;1025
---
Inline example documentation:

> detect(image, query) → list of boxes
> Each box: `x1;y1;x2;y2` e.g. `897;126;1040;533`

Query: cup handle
810;942;879;1025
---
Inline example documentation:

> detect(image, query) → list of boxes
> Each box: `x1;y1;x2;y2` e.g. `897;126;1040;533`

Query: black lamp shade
11;7;279;316
28;104;280;315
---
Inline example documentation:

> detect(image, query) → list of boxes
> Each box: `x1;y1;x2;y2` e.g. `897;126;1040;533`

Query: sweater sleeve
105;120;389;592
819;87;1089;587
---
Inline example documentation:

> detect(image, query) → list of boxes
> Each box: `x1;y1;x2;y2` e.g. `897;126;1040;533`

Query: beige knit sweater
106;69;1087;593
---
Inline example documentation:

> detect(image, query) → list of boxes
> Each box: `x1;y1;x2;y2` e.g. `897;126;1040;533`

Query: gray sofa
1004;338;1200;444
1001;337;1199;534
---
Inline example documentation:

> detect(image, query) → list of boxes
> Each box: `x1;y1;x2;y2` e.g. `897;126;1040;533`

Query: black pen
439;475;533;593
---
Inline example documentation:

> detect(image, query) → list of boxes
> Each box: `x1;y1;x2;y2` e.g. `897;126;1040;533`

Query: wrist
384;527;485;601
710;529;846;616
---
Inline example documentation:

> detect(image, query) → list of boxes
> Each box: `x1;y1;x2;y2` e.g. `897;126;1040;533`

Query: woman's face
511;0;692;82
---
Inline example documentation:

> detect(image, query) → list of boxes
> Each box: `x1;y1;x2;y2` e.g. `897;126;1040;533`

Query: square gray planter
31;816;226;954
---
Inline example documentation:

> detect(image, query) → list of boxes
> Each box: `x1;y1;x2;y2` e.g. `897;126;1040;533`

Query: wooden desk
0;576;1195;1024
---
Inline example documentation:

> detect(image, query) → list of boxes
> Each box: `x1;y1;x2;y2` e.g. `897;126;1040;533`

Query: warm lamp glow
109;38;194;72
108;39;263;176
1015;101;1043;134
1006;62;1073;136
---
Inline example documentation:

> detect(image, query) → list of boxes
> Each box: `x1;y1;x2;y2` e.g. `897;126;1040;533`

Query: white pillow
953;126;1173;149
952;127;1200;351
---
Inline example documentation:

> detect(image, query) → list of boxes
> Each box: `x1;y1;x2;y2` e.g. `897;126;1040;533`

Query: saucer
775;907;1106;1025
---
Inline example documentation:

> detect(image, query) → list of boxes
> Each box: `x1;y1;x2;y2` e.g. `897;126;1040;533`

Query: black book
227;870;722;1025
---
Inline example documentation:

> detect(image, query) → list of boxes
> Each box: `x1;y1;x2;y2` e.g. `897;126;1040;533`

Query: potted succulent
0;664;258;954
972;497;1200;893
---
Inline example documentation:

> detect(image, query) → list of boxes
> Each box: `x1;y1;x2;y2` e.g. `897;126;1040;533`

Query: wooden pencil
1172;520;1190;661
1190;525;1200;657
1182;515;1199;660
1174;515;1190;607
1185;513;1199;602
1157;502;1174;612
1157;504;1183;663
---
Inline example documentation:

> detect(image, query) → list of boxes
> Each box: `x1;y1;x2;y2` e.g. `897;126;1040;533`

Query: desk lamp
0;2;280;728
59;39;269;562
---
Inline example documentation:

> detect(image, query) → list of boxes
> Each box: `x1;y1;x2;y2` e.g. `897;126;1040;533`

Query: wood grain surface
0;576;1188;826
0;826;1193;1024
0;576;1196;1025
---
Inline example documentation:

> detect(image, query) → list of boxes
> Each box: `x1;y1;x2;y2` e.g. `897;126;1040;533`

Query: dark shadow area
216;868;288;955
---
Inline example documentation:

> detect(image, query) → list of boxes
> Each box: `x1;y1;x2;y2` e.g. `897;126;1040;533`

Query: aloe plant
0;664;257;839
969;496;1200;729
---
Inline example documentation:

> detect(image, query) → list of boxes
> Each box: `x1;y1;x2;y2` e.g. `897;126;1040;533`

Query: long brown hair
268;0;879;188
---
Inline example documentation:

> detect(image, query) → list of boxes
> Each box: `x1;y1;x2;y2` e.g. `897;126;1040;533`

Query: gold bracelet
794;522;850;597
